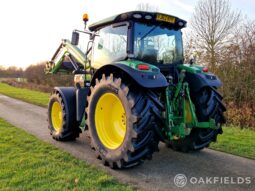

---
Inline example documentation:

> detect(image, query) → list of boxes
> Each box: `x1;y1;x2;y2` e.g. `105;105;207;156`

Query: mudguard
91;62;169;88
54;87;88;123
185;72;222;92
76;87;89;122
177;64;222;92
54;87;76;126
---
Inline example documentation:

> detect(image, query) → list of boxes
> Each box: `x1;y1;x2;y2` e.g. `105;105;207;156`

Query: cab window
93;24;128;68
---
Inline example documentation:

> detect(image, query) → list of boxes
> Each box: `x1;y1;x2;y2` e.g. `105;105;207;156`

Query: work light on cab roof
83;13;89;29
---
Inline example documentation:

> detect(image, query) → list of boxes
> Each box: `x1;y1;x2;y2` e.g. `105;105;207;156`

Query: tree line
0;66;23;78
0;63;73;92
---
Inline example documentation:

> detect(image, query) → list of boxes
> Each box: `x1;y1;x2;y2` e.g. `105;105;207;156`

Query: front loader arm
45;39;90;74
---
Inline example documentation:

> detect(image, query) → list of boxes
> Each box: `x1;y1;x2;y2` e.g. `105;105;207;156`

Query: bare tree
136;3;158;12
191;0;240;68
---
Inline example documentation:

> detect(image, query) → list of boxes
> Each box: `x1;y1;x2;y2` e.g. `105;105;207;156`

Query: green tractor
46;11;226;169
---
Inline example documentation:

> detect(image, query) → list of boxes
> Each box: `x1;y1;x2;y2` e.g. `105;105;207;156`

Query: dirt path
0;94;254;191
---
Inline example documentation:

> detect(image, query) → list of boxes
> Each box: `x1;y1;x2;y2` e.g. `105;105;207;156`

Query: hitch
163;70;218;141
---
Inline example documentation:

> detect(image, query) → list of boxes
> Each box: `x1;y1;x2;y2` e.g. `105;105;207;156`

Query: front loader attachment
45;39;91;75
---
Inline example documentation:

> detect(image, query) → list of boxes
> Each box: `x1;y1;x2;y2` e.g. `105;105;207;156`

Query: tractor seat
141;48;158;64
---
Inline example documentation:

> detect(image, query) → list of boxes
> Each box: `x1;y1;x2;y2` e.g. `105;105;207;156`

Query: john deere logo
174;174;187;187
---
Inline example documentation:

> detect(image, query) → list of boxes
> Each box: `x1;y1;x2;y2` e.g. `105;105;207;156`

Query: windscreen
134;23;183;65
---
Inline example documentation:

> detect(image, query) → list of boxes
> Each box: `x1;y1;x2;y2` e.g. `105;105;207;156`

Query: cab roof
89;11;187;31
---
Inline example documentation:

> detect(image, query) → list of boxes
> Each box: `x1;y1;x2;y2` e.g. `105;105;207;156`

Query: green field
0;82;48;107
210;127;255;160
0;118;134;191
0;82;254;160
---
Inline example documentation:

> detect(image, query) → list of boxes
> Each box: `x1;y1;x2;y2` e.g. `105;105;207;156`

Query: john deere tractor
46;11;226;169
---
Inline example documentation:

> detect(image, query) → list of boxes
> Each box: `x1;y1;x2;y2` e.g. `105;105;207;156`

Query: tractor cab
88;11;186;69
46;11;186;76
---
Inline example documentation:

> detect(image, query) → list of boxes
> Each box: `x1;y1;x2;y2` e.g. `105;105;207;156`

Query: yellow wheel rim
95;93;127;150
51;101;63;133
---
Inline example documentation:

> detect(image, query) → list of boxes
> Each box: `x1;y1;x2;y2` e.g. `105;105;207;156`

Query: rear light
202;67;209;73
137;64;150;70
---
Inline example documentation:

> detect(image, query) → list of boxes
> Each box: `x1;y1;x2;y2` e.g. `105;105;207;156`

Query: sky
0;0;254;69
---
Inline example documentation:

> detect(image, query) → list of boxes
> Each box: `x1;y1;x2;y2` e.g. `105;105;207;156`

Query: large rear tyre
168;87;226;152
86;74;162;169
48;91;81;141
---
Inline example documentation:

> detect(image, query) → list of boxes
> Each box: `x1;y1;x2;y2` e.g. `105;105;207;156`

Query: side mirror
71;31;79;45
189;58;194;65
189;51;197;65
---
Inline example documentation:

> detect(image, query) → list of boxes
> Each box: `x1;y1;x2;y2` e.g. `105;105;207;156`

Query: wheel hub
95;93;127;150
51;101;63;133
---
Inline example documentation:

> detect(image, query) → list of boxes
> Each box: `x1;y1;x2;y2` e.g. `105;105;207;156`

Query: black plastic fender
184;72;222;92
91;63;169;88
76;87;89;122
54;87;89;123
54;87;76;126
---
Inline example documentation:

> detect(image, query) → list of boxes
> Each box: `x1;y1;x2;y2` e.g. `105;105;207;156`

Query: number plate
156;14;176;24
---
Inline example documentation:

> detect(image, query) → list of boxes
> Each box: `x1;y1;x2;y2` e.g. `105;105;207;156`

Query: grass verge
210;126;255;160
0;118;135;191
0;82;48;107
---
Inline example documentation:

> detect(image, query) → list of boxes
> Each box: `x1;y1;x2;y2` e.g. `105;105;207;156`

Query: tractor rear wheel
168;87;226;152
86;74;162;168
48;92;81;141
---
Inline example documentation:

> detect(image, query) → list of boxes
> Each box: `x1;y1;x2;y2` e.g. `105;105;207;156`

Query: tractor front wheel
48;91;81;141
86;74;162;168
